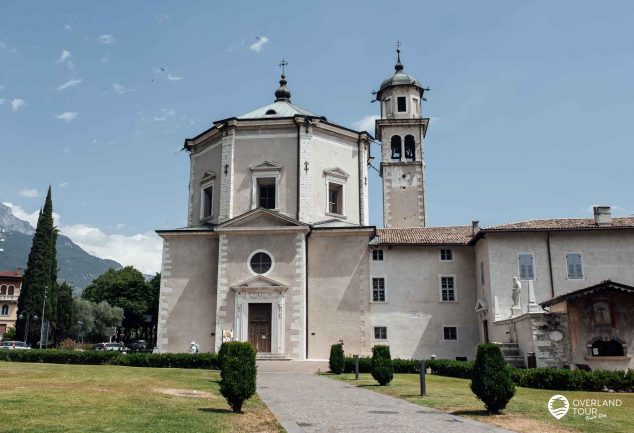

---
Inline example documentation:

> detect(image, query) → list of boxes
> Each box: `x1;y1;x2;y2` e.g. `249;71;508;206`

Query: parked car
0;340;31;350
129;340;148;352
95;342;128;352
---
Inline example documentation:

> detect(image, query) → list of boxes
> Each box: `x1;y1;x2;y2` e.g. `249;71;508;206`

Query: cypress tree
15;186;57;346
54;282;74;343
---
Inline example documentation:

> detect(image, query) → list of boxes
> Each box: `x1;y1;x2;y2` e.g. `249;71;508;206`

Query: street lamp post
39;287;48;350
18;311;38;344
77;320;83;343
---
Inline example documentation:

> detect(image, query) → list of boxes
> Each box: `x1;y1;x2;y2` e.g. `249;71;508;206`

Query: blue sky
1;1;633;273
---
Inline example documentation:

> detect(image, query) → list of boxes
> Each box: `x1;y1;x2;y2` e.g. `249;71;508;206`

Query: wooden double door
248;303;272;353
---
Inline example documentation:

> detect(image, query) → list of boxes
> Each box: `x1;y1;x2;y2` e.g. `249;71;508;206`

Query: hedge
342;356;634;392
0;349;218;369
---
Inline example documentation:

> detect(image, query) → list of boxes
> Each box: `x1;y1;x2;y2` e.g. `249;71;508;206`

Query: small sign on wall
222;329;234;342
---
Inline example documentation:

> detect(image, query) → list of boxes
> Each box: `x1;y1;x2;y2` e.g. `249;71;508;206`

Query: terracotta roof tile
484;217;634;232
376;226;474;246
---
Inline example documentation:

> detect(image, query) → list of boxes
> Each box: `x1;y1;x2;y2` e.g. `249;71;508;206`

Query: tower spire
395;40;403;72
275;58;291;101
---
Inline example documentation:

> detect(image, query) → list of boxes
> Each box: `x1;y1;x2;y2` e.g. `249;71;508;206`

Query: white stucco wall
369;245;479;360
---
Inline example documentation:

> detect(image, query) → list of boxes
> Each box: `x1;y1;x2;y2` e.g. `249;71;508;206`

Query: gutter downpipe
547;231;555;298
305;227;311;359
296;119;301;221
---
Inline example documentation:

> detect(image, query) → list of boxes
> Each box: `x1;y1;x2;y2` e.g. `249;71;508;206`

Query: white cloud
0;40;17;53
352;115;380;134
56;50;72;64
57;78;82;91
18;188;39;198
112;83;126;94
167;74;183;81
64;24;72;31
56;111;78;122
11;99;26;111
60;224;162;274
2;202;161;274
59;181;69;188
249;36;269;53
142;108;176;122
98;34;114;44
115;223;126;230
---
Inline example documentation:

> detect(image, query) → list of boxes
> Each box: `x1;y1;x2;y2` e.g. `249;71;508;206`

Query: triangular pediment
323;167;349;180
250;160;283;172
217;208;309;230
475;298;488;312
231;275;288;292
200;171;217;183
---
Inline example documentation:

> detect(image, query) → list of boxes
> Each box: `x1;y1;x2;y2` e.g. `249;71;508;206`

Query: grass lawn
330;373;633;433
0;362;283;433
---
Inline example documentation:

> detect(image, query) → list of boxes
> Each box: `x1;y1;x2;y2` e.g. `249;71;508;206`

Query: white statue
512;277;522;307
189;341;200;354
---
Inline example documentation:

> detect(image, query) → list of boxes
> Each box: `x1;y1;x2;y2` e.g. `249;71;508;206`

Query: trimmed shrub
218;342;257;413
471;344;515;413
370;345;394;386
329;343;345;374
0;349;218;369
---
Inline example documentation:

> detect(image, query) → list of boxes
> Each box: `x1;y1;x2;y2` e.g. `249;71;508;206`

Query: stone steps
256;353;293;361
495;342;526;368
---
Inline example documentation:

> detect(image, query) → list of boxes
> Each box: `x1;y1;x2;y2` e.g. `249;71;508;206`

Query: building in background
0;269;23;337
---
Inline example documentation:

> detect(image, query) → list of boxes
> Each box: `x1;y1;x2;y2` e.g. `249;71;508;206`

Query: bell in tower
375;44;429;228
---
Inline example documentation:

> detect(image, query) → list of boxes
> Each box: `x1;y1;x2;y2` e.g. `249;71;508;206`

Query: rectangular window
374;326;387;340
518;253;535;280
202;185;213;219
440;249;453;261
372;250;384;261
480;261;485;286
443;327;458;340
412;98;419;115
372;277;386;302
328;182;343;215
397;96;407;112
440;276;455;302
257;177;276;209
566;253;584;279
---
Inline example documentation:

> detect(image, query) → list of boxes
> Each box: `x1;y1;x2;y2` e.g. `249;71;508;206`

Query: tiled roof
376;226;474;246
541;280;634;307
239;100;317;119
0;269;24;278
484;217;634;232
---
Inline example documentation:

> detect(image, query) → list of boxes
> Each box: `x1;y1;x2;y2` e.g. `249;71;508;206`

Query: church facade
156;51;634;370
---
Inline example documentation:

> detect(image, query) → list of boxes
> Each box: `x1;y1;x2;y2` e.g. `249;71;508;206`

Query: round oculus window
250;252;272;274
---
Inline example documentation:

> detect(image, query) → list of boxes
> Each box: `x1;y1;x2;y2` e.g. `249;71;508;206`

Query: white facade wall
369;245;479;360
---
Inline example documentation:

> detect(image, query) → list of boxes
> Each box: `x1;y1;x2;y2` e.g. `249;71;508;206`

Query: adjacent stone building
0;269;23;336
156;50;634;370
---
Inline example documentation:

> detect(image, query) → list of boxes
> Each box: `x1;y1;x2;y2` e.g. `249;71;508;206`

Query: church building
156;50;634;370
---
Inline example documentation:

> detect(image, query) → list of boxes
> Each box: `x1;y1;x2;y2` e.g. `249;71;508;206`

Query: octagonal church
157;50;634;369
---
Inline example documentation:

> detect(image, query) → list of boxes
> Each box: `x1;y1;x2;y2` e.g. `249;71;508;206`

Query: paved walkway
257;364;516;433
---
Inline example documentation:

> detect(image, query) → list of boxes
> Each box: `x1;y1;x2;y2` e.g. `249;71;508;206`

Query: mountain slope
0;204;122;293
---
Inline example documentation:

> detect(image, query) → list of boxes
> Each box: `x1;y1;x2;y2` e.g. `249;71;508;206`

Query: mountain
0;203;122;293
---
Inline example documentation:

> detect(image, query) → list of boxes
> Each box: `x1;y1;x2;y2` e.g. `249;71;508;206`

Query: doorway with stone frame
248;303;272;353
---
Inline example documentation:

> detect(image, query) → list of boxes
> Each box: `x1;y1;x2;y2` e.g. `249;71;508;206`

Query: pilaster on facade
218;122;236;223
156;239;172;352
214;234;230;352
289;232;307;359
296;117;315;224
358;134;370;226
187;151;195;227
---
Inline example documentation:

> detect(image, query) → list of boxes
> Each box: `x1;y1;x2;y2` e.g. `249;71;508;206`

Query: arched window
7;285;14;296
404;135;416;161
0;285;6;295
390;136;402;161
1;304;8;316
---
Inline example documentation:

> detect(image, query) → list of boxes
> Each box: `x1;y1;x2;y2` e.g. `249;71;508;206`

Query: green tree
219;342;257;412
82;267;153;341
15;186;57;346
54;282;74;343
70;298;123;342
329;342;345;374
470;343;516;414
370;345;394;386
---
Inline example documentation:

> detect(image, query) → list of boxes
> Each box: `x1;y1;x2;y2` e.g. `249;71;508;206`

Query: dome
275;74;291;101
375;48;424;100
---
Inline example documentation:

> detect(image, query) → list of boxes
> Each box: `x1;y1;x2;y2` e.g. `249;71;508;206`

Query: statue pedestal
511;306;521;317
527;303;540;313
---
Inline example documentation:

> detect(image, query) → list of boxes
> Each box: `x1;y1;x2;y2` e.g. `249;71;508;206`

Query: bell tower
375;45;429;228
